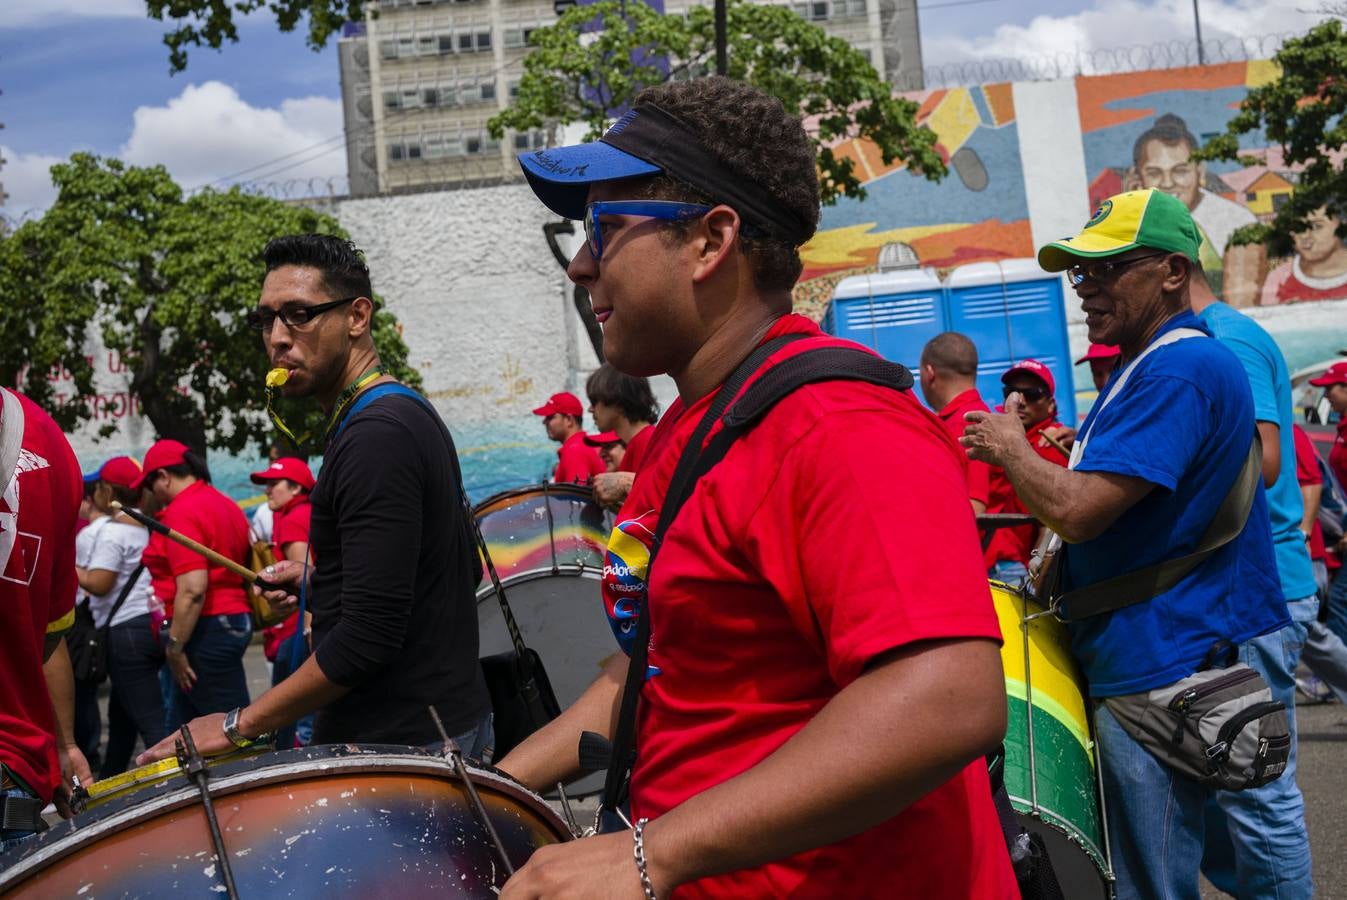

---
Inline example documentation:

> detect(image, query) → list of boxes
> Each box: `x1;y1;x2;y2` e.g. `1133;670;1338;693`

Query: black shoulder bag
595;336;915;830
70;563;146;685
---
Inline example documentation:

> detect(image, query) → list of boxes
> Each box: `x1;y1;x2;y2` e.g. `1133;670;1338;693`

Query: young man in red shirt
918;332;991;515
1312;361;1347;649
985;360;1069;582
534;391;605;484
496;77;1015;899
587;363;660;508
0;389;92;852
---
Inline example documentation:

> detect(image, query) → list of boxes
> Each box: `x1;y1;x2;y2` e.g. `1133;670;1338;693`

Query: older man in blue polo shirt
962;189;1293;900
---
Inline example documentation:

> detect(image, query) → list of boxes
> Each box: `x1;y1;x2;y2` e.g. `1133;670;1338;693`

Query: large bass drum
991;581;1113;899
473;483;616;793
0;744;571;897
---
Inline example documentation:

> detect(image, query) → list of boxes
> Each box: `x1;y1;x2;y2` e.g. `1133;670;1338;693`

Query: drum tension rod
176;726;241;900
427;706;516;879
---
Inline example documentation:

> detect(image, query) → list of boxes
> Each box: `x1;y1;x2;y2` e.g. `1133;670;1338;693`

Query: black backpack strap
597;339;914;820
598;333;807;818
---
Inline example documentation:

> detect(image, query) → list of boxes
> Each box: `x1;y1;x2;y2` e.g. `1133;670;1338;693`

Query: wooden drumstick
109;501;284;592
1040;430;1071;457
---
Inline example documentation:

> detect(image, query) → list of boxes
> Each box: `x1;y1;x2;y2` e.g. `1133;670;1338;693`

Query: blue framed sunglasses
582;201;712;262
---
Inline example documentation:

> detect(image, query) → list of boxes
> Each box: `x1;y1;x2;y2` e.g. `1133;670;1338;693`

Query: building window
504;28;526;48
509;80;521;99
458;33;475;51
389;142;405;161
793;1;829;20
439;34;455;53
840;0;865;15
476;31;491;50
480;81;496;101
379;39;398;60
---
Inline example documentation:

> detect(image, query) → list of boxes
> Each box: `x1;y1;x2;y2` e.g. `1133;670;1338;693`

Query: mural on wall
1077;61;1347;309
793;83;1034;320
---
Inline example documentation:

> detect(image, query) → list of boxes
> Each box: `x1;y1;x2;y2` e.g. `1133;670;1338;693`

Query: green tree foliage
1196;19;1347;255
145;0;367;72
0;153;419;457
488;0;946;204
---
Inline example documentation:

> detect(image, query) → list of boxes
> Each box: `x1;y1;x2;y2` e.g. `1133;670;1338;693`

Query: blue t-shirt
1063;310;1287;696
1198;301;1318;602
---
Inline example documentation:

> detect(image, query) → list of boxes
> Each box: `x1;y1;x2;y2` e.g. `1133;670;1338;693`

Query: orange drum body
0;745;570;897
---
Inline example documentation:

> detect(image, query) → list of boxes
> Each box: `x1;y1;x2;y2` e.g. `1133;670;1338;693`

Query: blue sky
0;0;1329;221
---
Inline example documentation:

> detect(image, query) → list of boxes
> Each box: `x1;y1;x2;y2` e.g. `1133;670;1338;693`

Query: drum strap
598;338;915;823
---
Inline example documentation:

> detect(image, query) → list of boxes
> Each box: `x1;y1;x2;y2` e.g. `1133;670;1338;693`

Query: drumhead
0;744;570;897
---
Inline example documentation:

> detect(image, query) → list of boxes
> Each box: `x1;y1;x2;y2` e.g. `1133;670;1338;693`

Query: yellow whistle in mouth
266;367;290;388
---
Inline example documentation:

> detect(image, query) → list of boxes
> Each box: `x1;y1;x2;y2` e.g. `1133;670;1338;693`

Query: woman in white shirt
75;457;161;778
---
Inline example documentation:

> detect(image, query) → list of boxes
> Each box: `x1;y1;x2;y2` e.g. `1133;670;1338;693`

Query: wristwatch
222;708;252;749
164;636;184;655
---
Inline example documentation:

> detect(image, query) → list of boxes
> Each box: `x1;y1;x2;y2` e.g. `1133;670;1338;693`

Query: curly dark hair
630;77;820;292
585;364;659;425
262;234;373;301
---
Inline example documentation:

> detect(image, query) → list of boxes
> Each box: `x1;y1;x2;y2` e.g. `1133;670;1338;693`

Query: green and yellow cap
1038;188;1202;273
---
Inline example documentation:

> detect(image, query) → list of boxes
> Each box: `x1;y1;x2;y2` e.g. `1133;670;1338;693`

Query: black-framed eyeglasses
1003;385;1050;403
1066;251;1171;286
246;296;361;332
583;201;713;263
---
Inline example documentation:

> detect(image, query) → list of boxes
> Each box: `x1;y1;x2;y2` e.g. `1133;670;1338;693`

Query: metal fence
896;32;1296;91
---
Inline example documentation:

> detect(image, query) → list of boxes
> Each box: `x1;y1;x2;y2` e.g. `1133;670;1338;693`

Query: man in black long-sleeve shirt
140;235;491;763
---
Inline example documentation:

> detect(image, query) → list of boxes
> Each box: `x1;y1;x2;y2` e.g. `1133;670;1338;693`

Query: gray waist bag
1103;659;1290;791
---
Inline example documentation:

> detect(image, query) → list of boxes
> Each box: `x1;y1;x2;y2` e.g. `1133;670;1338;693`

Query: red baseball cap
532;392;584;417
132;439;191;490
583;431;622;447
249;457;316;491
1001;359;1055;395
1075;344;1121;365
98;456;143;490
1309;361;1347;387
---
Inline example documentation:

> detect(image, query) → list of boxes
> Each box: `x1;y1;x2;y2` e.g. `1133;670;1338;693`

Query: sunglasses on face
1066;251;1171;286
1003;385;1050;403
583;201;713;263
247;296;361;332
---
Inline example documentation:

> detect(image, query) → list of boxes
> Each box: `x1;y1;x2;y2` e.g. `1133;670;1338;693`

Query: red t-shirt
1331;421;1347;505
263;496;312;660
142;480;252;619
617;423;654;474
936;389;992;507
984;417;1069;567
553;431;605;484
1293;425;1327;563
601;316;1016;898
0;391;81;802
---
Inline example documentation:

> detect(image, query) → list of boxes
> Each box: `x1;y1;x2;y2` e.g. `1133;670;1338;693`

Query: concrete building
338;0;923;196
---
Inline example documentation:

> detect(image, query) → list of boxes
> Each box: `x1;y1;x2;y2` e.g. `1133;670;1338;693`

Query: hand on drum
960;394;1029;467
258;558;306;619
500;829;662;900
136;713;232;767
53;743;93;818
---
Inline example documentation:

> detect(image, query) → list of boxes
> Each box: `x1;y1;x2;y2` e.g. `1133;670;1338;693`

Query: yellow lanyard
321;367;387;444
264;365;386;449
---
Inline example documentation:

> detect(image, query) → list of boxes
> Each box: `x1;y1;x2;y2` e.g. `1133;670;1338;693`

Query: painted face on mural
1136;139;1203;211
1293;209;1346;265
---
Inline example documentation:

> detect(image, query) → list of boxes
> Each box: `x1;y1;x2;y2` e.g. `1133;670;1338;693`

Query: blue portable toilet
821;268;945;375
944;260;1076;426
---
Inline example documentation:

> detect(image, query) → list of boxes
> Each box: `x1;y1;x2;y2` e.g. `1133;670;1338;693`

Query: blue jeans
452;712;495;763
1096;701;1209;899
166;613;253;723
107;613;168;754
1201;597;1315;900
271;633;314;751
988;559;1029;585
1325;565;1347;648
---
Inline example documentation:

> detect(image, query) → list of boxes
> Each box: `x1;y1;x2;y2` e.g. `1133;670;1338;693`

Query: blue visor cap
517;104;813;242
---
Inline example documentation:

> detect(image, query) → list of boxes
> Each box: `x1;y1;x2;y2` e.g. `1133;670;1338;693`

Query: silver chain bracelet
632;817;657;900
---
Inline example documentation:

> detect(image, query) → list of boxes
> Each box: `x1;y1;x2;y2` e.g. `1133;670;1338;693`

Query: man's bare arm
1256;421;1280;488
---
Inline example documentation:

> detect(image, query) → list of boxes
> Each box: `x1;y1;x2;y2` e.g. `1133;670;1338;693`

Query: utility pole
1192;0;1206;66
715;0;727;75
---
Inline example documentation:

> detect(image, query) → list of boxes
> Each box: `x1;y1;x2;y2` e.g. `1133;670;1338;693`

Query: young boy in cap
534;391;605;484
496;77;1015;899
962;188;1295;900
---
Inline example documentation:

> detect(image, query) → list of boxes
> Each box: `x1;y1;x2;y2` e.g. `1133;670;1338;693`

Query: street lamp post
715;0;727;75
1192;0;1206;66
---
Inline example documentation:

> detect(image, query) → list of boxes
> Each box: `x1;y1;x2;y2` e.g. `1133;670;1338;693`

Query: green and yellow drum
992;581;1112;898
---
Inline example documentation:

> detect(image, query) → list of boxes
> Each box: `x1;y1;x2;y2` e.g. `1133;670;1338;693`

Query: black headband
600;104;815;244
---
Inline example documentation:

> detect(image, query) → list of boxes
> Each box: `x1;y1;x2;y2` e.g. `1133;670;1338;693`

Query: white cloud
1;0;141;28
119;81;347;193
922;0;1330;73
0;147;64;225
